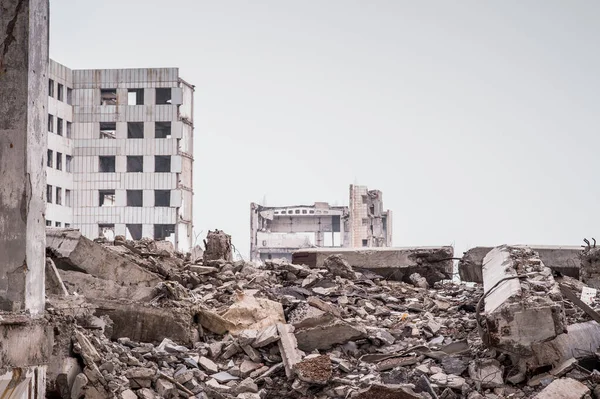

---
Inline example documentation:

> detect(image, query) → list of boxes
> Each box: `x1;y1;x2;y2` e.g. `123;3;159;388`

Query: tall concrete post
0;0;48;316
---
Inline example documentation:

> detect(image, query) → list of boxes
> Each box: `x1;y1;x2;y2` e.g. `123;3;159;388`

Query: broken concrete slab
323;255;357;279
47;228;161;288
292;246;454;284
59;269;155;301
277;323;303;379
294;320;366;352
530;321;600;368
459;245;583;283
533;377;589;399
92;299;200;345
479;246;566;355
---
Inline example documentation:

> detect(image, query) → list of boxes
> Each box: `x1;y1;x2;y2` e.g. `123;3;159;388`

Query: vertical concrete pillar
0;0;48;316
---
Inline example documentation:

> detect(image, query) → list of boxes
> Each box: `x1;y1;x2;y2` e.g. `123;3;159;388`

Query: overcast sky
49;1;600;258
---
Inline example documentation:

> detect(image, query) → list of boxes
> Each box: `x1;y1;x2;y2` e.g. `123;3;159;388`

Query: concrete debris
479;246;567;355
41;232;600;398
204;229;233;262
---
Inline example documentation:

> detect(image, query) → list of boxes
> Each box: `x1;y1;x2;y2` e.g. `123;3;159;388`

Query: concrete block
47;229;161;290
533;378;589;399
292;246;454;284
459;246;582;283
530;321;600;368
294;320;366;352
92;299;200;345
0;321;53;367
480;246;566;355
277;324;302;379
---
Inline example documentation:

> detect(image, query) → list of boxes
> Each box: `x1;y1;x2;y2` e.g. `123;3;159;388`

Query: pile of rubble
43;229;600;398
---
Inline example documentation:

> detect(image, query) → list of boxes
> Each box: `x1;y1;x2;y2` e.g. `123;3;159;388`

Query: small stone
235;377;259;394
155;379;176;398
238;329;259;346
71;373;88;399
468;359;503;389
222;343;241;359
136;388;156;399
120;389;137;399
240;360;262;377
209;342;223;358
211;371;239;383
199;357;219;374
253;325;279;348
206;378;231;392
241;345;262;363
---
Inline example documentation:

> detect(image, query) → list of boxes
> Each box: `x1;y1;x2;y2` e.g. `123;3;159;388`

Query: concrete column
480;246;566;356
0;0;48;316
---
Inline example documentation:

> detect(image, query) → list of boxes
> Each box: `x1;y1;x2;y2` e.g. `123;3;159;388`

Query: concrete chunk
47;229;161;289
468;359;503;389
277;323;303;379
295;320;366;352
293;246;454;284
459;246;583;283
480;246;566;354
533;378;589;399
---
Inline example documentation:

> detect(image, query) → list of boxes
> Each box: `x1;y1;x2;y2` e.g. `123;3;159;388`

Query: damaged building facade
250;185;393;262
46;60;195;251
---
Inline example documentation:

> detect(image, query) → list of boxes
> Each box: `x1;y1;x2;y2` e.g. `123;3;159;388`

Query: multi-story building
46;60;195;251
250;184;393;262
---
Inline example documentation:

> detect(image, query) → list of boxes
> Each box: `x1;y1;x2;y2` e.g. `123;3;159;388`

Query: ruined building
250;185;393;262
46;60;195;251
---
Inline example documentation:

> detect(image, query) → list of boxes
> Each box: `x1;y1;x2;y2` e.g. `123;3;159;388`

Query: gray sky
50;0;600;258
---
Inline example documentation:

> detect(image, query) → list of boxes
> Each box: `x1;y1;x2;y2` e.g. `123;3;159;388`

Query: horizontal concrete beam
459;245;582;283
292;246;453;284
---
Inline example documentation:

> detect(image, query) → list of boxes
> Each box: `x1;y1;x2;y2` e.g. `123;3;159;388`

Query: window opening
47;150;53;168
65;189;71;207
46;185;53;203
155;122;171;138
127;190;143;207
126;156;143;172
56;152;62;170
66;121;72;138
100;122;116;139
66;155;72;172
100;89;117;105
99;156;115;172
99;190;116;207
98;224;115;241
48;114;54;132
154;224;175;240
48;79;54;97
127;122;144;139
126;224;143;240
154;156;171;172
56;187;62;205
57;83;64;101
154;190;170;207
127;89;144;105
156;88;172;105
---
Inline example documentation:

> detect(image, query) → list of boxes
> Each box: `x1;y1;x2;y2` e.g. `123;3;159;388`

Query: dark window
309;210;315;214
67;88;73;105
56;187;62;205
155;122;171;138
362;239;368;247
47;150;53;167
46;220;52;227
65;223;71;228
98;224;115;239
295;210;300;214
57;83;64;101
155;156;171;172
56;152;62;170
56;118;63;136
48;79;54;97
128;89;144;105
126;190;143;207
155;190;170;207
66;155;72;172
362;218;369;226
100;89;117;105
127;122;144;139
47;185;52;203
154;224;175;240
126;156;143;172
55;221;62;227
332;215;341;232
66;121;72;138
99;190;116;207
126;224;143;240
100;122;116;139
302;210;307;214
362;195;368;204
65;189;71;207
99;156;115;172
48;114;54;132
156;88;172;105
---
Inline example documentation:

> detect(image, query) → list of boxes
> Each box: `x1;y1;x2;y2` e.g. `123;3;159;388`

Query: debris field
40;229;600;399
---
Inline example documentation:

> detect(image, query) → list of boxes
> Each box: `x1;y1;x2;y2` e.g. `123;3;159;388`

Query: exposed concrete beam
0;0;48;314
292;247;453;284
459;245;582;283
478;246;566;356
